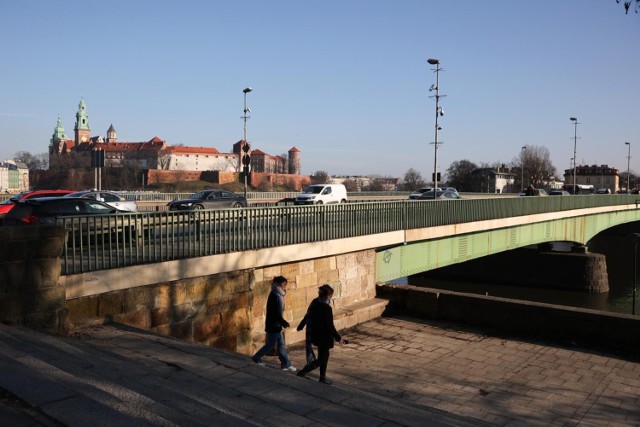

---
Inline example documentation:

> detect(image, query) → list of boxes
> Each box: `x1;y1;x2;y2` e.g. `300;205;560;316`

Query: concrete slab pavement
284;316;640;426
1;314;639;426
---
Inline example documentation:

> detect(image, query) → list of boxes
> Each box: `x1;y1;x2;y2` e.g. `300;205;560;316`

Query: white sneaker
253;360;265;366
282;366;297;373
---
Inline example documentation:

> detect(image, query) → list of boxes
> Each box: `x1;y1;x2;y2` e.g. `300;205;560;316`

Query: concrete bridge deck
2;315;639;426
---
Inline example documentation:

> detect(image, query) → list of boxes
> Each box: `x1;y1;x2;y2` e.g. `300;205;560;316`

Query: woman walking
296;284;343;384
251;276;297;372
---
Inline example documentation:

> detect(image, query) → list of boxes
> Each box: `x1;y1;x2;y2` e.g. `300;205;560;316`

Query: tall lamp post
521;146;526;191
625;142;631;193
242;87;252;199
570;117;579;193
427;58;444;198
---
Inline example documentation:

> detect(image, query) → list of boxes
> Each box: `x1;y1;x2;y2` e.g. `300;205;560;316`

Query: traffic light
242;143;251;174
91;149;105;168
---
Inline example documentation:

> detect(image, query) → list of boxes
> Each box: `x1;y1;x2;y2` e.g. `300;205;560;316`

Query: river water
393;224;640;316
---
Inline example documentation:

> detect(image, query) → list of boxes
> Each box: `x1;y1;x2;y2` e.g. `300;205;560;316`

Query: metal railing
58;195;639;275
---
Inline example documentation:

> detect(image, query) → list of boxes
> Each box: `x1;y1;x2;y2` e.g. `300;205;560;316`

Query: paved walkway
1;315;639;426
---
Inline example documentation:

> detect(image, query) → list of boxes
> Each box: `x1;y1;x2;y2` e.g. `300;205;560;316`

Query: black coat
264;290;289;333
308;300;341;349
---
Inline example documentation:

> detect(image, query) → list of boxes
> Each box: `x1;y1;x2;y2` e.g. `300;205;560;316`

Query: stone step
0;322;477;427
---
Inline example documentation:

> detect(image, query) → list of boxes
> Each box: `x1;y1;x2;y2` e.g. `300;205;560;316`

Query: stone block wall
0;226;67;332
64;248;376;355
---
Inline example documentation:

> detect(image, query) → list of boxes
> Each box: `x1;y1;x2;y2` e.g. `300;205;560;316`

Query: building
49;98;302;178
563;164;620;194
0;160;29;193
471;167;517;193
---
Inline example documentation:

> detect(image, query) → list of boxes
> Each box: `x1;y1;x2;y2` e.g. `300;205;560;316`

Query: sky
1;1;638;179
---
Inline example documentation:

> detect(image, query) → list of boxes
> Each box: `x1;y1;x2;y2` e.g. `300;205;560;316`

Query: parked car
408;188;433;200
3;197;127;225
596;188;612;194
294;184;348;205
167;189;247;211
0;189;75;217
65;190;138;212
417;189;462;200
549;190;571;196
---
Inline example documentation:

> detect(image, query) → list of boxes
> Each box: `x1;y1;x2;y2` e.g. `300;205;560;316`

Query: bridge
58;194;640;280
3;194;639;355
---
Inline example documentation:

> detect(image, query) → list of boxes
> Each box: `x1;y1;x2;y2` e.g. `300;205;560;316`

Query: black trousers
300;345;331;379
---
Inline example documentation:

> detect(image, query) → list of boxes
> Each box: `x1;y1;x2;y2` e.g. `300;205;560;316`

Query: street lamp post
625;142;631;193
521;146;526;191
570;117;579;194
427;58;444;198
242;87;252;199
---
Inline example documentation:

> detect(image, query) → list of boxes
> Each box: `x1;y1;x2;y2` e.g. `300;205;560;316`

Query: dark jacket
264;290;289;333
308;300;341;349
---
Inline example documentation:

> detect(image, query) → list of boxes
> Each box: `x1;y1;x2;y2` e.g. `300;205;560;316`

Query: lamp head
427;58;439;65
625;142;631;146
570;117;577;122
243;87;253;94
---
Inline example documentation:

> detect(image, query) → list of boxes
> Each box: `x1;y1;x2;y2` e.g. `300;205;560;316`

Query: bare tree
13;151;48;170
512;145;557;189
157;153;172;170
446;160;478;191
617;0;639;14
311;170;329;184
399;168;426;191
342;179;359;192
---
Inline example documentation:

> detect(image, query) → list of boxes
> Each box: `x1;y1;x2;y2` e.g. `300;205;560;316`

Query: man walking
251;276;297;372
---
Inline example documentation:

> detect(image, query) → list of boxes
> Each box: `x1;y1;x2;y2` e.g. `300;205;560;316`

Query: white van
294;184;348;205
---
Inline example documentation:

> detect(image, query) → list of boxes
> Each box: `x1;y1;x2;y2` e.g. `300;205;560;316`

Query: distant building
0;160;29;193
563;164;619;194
49;98;302;177
472;166;517;193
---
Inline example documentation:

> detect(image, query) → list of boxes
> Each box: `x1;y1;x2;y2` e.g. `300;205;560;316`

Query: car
3;197;136;245
65;190;138;212
596;188;612;194
416;189;462;200
167;189;247;211
519;188;548;196
549;190;571;196
3;197;127;225
0;189;75;217
294;184;348;205
408;188;433;200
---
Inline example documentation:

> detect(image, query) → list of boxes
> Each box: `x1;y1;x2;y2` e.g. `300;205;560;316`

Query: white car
65;190;138;212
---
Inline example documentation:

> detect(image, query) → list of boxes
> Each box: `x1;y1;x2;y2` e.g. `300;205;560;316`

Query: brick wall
146;169;310;190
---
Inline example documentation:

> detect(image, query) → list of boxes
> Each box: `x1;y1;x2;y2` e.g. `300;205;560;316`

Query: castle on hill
49;98;301;178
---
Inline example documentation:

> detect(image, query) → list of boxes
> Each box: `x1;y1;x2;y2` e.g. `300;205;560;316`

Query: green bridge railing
59;195;639;275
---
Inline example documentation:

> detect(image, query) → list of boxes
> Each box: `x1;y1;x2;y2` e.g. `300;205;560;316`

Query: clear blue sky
1;1;638;179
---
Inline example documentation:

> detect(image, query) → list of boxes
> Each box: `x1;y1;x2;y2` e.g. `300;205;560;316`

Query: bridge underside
376;210;639;282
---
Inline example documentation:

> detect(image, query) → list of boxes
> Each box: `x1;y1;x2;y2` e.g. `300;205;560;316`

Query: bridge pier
413;247;609;293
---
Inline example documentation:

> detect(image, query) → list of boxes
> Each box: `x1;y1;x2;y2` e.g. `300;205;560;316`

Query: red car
0;190;75;217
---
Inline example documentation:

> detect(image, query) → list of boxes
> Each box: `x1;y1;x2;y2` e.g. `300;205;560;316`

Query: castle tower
106;124;117;143
74;97;91;143
288;147;301;175
49;114;67;153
